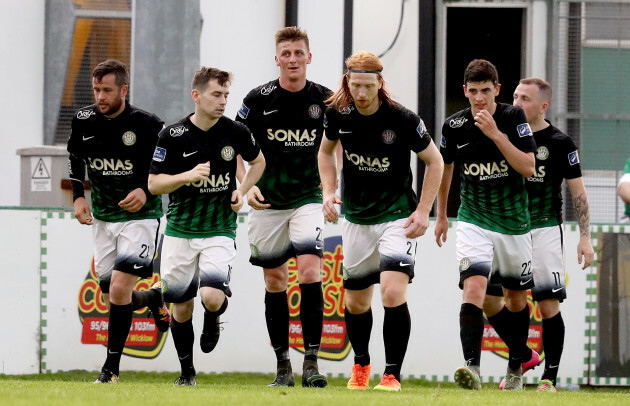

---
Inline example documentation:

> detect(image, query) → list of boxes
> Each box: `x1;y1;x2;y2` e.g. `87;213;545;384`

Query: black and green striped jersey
324;102;432;225
67;103;164;222
440;103;536;234
150;115;260;239
236;79;331;209
526;122;582;229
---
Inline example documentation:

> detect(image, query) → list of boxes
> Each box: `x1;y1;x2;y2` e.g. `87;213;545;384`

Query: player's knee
538;298;560;319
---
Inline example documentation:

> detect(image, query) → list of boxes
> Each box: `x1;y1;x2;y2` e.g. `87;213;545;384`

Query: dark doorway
444;6;525;216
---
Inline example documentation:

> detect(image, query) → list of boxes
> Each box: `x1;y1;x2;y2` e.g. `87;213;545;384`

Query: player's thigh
288;203;325;258
160;235;200;303
531;225;566;302
456;221;494;289
342;220;381;290
197;236;236;298
492;231;534;290
92;219;117;294
377;218;416;282
248;208;292;268
115;218;160;279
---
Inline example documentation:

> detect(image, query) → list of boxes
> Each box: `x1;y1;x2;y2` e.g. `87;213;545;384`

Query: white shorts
457;221;533;291
531;225;566;302
342;218;416;290
248;203;324;268
92;218;161;293
159;235;235;303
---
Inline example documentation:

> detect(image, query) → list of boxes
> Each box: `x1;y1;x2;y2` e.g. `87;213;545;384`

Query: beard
98;96;124;116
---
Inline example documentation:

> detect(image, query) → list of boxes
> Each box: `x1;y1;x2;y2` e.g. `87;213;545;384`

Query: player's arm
318;134;342;223
404;142;444;238
567;176;594;269
68;152;93;225
474;110;535;177
148;162;210;195
231;151;266;213
435;162;453;247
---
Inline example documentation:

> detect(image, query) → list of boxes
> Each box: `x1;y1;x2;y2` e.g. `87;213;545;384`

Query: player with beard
149;67;265;386
67;59;170;384
434;59;537;391
319;51;443;391
235;27;331;388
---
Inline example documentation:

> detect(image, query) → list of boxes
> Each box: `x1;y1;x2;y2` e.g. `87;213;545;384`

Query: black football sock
383;303;411;382
131;288;161;310
103;302;133;376
541;312;565;386
299;282;324;363
265;290;290;365
507;305;531;370
460;303;483;370
170;317;195;375
345;307;373;367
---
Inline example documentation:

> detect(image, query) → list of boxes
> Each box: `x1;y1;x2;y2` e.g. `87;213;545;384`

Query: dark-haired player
319;50;443;392
235;26;331;388
149;67;265;386
67;59;170;384
434;59;537;391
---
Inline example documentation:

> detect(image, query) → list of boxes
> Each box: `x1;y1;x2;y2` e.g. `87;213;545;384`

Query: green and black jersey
67;103;164;222
236;79;331;209
324;102;432;225
150;115;260;239
526;122;582;229
440;103;536;234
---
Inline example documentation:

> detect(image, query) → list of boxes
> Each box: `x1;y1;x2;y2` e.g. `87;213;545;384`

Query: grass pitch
1;371;629;406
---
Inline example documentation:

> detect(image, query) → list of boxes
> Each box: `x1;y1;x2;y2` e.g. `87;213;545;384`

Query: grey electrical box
17;145;89;208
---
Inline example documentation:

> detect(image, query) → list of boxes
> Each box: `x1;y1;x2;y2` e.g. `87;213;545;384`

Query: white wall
0;1;46;206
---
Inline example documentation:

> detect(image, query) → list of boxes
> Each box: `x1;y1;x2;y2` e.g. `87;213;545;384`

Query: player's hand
577;236;594;270
119;188;147;213
187;161;211;183
247;186;270;210
73;197;93;225
474;110;500;140
323;194;342;223
404;210;429;239
230;190;243;213
434;216;449;247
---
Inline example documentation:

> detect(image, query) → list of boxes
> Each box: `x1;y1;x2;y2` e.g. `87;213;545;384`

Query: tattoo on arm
573;192;591;238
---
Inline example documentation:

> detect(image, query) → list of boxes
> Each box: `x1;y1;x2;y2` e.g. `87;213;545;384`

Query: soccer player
434;59;537;391
319;51;444;392
488;77;594;392
67;59;171;384
618;158;630;222
235;27;331;387
148;67;265;386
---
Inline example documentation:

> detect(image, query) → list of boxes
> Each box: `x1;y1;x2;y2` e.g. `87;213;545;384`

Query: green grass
1;371;629;406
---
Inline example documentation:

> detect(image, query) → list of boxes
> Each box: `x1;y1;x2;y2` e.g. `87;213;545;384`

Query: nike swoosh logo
339;129;352;134
520;278;533;286
315;245;323;250
183;151;198;157
308;344;319;348
108;350;118;355
263;109;278;115
457;143;469;149
133;264;144;269
399;261;411;267
83;136;94;141
385;363;397;367
552;287;563;293
549;364;558;369
178;354;190;360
